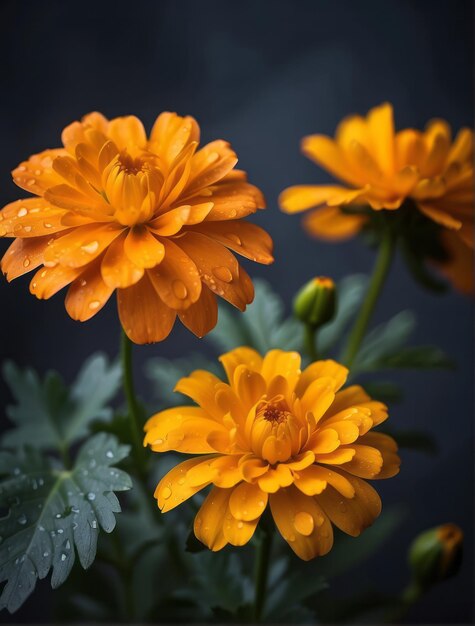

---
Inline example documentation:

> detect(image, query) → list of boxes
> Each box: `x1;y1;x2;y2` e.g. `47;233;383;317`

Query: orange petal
317;472;381;537
358;433;400;479
117;273;176;343
30;264;82;299
303;206;366;241
178;284;218;337
149;206;191;236
228;481;268;521
156;455;216;513
302;134;358;186
147;238;201;309
0;198;69;238
123;226;165;269
219;347;263;383
108;115;147;150
279;185;356;213
186;140;238;194
418;203;463;230
194;486;232;551
270;485;333;560
178;231;252;310
339;444;384;478
367;103;395;174
296;360;348;398
12;149;65;195
191;220;274;265
101;232;144;288
43;222;124;267
202;181;265;220
65;260;114;321
1;236;49;281
149;111;200;164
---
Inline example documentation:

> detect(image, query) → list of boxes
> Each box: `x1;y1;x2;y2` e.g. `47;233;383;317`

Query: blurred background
0;0;473;623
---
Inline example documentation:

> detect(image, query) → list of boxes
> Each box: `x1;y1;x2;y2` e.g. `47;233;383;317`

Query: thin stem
120;330;146;473
253;527;273;622
304;324;318;361
342;227;396;368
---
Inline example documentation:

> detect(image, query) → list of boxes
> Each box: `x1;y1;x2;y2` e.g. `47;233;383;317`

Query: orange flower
279;103;473;292
1;112;273;343
145;348;400;560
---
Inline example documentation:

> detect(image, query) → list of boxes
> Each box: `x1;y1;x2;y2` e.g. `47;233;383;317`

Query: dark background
0;0;473;623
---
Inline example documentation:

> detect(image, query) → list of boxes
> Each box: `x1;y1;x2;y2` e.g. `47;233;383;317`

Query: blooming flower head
279;103;473;292
1;112;273;343
145;348;400;560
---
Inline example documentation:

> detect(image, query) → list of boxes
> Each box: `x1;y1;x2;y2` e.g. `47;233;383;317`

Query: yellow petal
229;482;268;521
193;486;232;551
156;455;217;513
270;486;333;560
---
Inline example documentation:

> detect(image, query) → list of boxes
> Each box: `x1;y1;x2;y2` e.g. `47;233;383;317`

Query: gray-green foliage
2;354;121;450
0;433;131;613
207;279;303;354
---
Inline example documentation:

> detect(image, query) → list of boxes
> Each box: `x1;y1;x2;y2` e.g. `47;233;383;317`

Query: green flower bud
293;276;336;328
409;523;463;589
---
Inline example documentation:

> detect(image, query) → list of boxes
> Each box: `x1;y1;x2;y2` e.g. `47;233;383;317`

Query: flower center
262;403;290;424
117;151;146;175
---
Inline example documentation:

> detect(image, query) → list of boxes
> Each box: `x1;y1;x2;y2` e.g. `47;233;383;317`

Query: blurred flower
1;112;273;343
293;276;336;328
279;103;473;292
409;523;463;588
145;348;400;560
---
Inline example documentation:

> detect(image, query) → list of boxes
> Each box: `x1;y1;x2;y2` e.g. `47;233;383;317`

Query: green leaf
319;274;368;355
0;433;132;613
266;568;327;620
207;279;303;354
379;346;454;370
351;311;416;372
2;354;121;450
145;354;220;407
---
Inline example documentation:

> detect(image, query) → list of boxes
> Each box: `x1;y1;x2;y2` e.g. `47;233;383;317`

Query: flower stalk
253;526;273;621
120;330;147;474
342;226;396;368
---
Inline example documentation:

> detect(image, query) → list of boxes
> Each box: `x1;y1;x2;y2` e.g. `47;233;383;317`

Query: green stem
304;324;318;361
120;330;146;473
342;227;396;368
253;527;273;622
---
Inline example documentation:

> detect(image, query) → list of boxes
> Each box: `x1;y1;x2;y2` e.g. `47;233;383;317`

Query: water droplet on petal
212;266;233;283
227;233;242;246
172;279;188;300
161;486;172;500
89;300;100;310
23;258;30;268
17;207;28;218
81;241;99;254
294;511;314;536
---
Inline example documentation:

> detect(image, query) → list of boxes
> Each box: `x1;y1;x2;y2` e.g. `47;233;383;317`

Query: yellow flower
1;112;273;343
145;348;400;560
279;103;473;292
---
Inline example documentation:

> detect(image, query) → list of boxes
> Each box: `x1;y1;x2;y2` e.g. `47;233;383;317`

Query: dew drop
90;520;97;529
65;540;71;550
43;222;53;229
80;279;87;286
227;233;242;246
23;258;30;268
161;486;172;500
43;551;49;558
89;300;100;310
81;241;99;254
294;511;314;536
17;513;27;525
86;492;96;501
177;477;185;485
17;207;28;218
105;450;114;459
61;553;67;562
212;266;233;283
172;279;188;300
23;226;32;233
237;521;244;529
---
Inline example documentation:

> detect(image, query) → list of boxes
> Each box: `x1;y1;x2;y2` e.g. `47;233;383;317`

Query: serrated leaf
145;355;221;407
2;355;121;450
319;274;368;355
207;279;303;354
0;433;131;613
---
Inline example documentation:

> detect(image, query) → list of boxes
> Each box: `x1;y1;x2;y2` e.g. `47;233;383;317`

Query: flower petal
117;273;176;343
317;472;381;537
65;260;114;321
31;264;82;299
270;485;333;560
219;347;263;383
194;486;231;551
44;222;124;267
229;481;268;521
1;236;49;281
303;206;366;241
156;456;216;513
123;226;165;269
12;149;65;195
149;112;200;164
0;198;69;238
178;284;218;337
101;232;145;288
147;238;201;310
108;115;147;150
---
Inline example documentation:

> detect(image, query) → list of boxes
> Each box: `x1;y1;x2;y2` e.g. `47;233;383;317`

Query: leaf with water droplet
0;433;131;613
